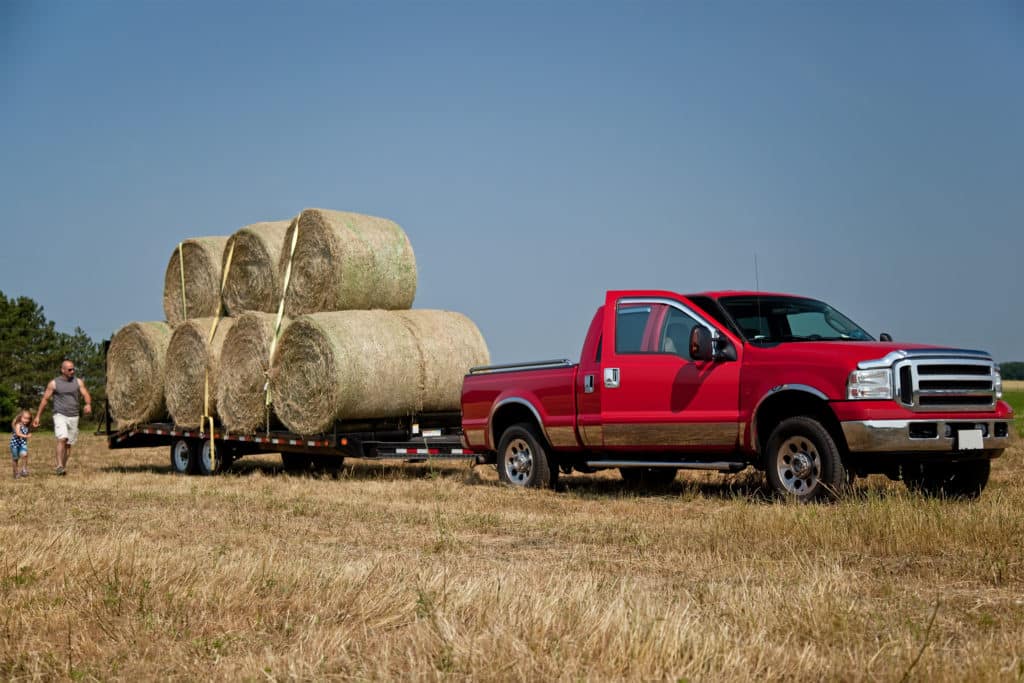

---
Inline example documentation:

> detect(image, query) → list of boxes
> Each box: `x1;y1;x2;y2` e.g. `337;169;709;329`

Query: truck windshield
718;296;874;343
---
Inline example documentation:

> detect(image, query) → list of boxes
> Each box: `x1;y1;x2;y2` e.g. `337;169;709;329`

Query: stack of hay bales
106;208;489;435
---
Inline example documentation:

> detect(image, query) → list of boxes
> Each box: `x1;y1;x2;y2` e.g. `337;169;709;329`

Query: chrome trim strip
615;297;718;334
470;359;574;375
842;419;1012;453
750;384;830;453
546;426;578;448
858;348;992;370
579;424;603;448
487;397;550;450
603;422;737;447
585;460;747;471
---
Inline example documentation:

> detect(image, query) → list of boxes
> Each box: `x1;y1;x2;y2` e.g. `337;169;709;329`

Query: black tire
496;423;558;489
764;416;848;502
281;452;313;474
170;438;197;475
902;459;990;499
619;467;677;491
195;440;230;476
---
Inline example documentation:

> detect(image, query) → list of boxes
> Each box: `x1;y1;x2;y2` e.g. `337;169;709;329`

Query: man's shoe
55;466;65;476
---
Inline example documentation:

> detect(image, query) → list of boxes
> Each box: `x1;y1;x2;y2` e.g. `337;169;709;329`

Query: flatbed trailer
104;409;485;476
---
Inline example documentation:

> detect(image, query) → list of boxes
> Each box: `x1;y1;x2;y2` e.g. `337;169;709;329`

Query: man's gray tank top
53;376;81;417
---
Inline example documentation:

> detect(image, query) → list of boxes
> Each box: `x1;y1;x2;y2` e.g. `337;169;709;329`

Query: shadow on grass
101;458;916;503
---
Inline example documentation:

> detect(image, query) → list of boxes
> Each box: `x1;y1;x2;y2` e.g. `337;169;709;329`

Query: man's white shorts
54;414;80;445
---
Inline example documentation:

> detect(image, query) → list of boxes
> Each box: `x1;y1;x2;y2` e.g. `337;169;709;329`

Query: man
34;359;92;475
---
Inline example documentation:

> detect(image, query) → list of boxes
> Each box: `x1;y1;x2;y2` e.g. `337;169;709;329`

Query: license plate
957;429;984;450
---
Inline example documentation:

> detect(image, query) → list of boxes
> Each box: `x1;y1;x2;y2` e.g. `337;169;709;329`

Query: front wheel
764;416;848;502
902;459;990;499
170;438;197;475
496;423;557;489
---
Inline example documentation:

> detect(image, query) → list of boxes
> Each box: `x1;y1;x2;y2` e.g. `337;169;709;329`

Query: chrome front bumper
842;419;1014;453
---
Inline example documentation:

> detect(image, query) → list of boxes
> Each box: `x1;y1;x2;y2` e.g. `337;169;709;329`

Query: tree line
0;291;107;426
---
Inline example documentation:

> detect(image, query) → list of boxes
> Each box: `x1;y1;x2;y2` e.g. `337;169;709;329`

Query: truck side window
659;308;701;359
615;305;652;353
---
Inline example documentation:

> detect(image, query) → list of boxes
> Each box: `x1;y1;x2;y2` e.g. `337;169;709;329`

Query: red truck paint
463;289;1014;500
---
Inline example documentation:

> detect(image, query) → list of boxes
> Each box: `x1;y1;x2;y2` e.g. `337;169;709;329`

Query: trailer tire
196;440;230;476
170;438;196;475
902;459;990;499
497;423;557;489
764;416;848;502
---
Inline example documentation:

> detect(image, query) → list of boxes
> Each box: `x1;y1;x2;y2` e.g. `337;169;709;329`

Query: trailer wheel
764;416;848;502
902;459;990;499
170;439;196;475
497;423;557;489
619;467;677;491
196;440;230;476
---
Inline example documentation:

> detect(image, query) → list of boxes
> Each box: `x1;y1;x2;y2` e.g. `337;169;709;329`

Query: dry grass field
2;429;1022;681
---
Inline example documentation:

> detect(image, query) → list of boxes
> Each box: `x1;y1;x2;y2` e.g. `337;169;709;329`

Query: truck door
599;293;741;452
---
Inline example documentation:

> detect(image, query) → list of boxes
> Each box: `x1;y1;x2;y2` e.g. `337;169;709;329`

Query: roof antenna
755;253;763;337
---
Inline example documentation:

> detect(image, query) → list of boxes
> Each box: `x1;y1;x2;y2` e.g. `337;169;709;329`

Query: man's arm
34;380;55;427
78;378;92;415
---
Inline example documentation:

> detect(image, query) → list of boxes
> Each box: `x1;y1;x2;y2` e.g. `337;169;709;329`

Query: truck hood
744;340;992;368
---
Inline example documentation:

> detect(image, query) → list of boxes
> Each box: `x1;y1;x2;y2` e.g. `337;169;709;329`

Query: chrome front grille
894;357;997;411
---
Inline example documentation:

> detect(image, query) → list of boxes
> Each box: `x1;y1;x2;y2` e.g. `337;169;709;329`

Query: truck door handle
584;374;595;393
604;368;620;389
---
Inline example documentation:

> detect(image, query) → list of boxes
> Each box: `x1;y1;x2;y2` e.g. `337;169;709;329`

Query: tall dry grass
1;433;1022;680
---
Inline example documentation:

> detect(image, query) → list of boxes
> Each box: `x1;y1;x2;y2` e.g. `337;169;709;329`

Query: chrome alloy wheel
172;440;191;473
502;438;534;486
775;435;821;495
201;440;213;474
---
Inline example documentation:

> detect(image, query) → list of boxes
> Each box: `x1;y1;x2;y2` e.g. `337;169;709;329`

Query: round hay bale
280;209;417;316
106;321;172;430
216;312;290;433
221;220;291;315
393;310;491;412
163;236;230;326
271;310;489;435
164;317;235;429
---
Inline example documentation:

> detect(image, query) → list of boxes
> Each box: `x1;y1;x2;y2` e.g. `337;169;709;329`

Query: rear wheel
619;467;677;491
497;423;557;489
196;440;230;476
764;416;848;502
902;459;990;499
170;439;196;475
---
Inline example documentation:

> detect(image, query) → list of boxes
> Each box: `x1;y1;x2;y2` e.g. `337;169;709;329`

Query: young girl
10;409;31;479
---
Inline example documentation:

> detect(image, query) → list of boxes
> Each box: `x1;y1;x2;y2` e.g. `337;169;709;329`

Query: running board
586;460;747;473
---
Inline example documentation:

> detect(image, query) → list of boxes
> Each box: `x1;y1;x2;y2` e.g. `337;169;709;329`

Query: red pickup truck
462;290;1014;501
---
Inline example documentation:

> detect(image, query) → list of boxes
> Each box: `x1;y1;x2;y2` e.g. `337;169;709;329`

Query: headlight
847;368;893;400
994;367;1002;399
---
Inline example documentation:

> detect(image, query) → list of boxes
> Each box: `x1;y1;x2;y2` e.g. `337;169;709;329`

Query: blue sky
1;1;1021;364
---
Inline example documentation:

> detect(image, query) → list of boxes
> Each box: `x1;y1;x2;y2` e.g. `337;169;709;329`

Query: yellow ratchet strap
178;242;188;321
265;213;301;434
202;241;235;472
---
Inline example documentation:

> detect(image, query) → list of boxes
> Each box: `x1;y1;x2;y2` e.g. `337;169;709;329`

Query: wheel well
754;391;847;459
491;403;547;451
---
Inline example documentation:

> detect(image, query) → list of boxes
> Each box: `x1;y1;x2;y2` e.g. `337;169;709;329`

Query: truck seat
663;321;693;356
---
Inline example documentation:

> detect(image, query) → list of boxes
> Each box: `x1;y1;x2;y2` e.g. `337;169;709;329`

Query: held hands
32;417;40;429
84;404;92;416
